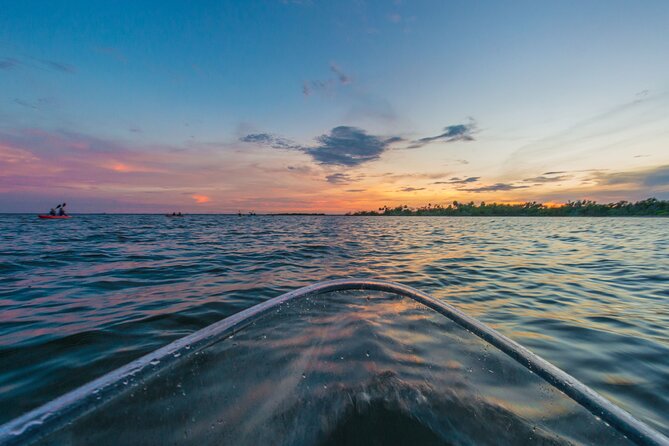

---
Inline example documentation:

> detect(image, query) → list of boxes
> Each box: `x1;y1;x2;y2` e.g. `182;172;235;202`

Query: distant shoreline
347;198;669;217
1;213;668;217
1;198;668;217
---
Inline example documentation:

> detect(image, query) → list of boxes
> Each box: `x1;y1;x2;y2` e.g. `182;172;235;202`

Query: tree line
347;198;669;216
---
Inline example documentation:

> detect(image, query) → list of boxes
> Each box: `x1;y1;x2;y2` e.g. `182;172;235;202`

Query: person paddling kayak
39;203;71;219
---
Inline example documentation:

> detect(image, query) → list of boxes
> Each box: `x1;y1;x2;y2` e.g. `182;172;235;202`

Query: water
1;215;668;437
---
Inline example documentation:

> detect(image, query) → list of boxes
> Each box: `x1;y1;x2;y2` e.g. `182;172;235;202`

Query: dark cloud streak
409;121;476;148
399;187;425;192
434;176;480;185
461;183;529;192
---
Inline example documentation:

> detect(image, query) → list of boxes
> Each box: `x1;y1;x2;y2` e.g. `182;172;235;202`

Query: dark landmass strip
272;213;327;216
347;198;669;216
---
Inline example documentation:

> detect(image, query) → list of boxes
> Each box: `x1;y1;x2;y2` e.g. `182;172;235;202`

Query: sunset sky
1;0;668;213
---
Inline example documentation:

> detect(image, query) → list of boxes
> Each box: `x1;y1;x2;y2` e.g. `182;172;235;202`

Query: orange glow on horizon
192;194;211;204
110;163;132;172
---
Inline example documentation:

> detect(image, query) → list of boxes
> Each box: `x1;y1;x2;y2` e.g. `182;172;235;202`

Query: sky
1;0;668;213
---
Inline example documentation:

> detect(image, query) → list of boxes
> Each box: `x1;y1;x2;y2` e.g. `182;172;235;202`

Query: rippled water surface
1;215;668;436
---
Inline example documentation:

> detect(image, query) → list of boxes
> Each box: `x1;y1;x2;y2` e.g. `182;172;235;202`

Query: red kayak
38;215;72;219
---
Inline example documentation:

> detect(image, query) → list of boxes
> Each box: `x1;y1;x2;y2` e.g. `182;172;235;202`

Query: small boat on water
37;215;72;219
1;280;666;446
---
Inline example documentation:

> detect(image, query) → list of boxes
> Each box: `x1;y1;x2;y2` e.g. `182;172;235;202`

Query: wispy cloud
13;97;53;110
461;183;529;192
13;99;38;109
592;165;669;187
303;62;352;96
399;186;425;192
40;59;75;73
433;176;479;185
0;58;19;70
329;63;351;85
503;92;669;176
345;189;366;193
1;56;75;73
325;173;354;184
239;133;303;150
410;120;477;148
523;174;570;183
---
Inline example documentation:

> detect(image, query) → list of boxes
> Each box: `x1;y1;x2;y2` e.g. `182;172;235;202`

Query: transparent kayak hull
1;280;667;446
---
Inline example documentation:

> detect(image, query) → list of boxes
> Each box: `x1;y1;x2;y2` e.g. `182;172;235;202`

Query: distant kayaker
49;208;56;216
58;203;67;216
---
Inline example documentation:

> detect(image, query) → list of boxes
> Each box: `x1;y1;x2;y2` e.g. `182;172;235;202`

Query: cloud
543;171;566;175
592;165;669;187
241;126;402;167
523;175;570;183
325;173;353;184
329;63;351;84
0;57;74;73
286;165;314;174
13;99;37;109
345;189;366;193
0;58;19;70
399;187;425;192
302;79;335;97
239;133;302;150
13;97;54;110
461;183;529;193
302;62;352;96
192;194;210;204
40;59;75;73
307;126;402;167
433;176;480;185
371;171;450;182
410;121;476;148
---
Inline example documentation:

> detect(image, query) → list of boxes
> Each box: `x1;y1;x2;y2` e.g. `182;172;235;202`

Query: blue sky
1;0;668;212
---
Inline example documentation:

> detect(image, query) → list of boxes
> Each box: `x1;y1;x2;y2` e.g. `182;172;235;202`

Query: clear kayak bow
1;280;667;445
